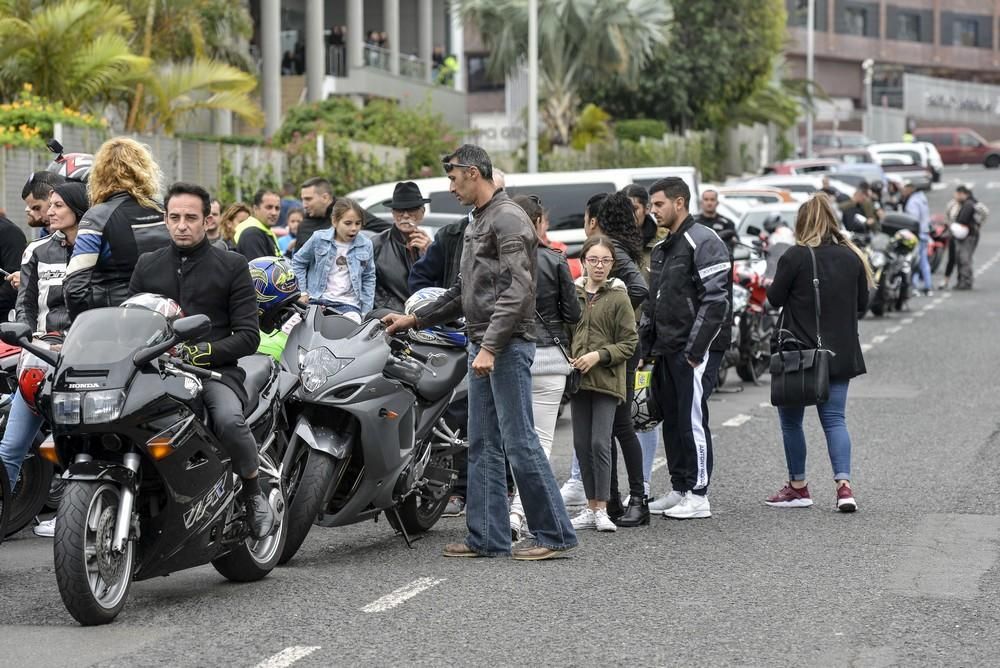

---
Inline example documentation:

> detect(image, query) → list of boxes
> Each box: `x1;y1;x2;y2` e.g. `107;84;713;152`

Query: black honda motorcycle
278;308;467;564
0;307;293;625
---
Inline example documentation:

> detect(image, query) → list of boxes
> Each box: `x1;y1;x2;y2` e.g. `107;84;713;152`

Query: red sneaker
836;483;857;513
765;484;813;508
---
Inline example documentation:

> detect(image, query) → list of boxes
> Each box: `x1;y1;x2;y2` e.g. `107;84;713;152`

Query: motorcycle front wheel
54;482;135;626
278;448;337;565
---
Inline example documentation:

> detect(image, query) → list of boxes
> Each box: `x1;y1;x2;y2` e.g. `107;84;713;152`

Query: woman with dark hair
508;194;581;541
587;192;649;525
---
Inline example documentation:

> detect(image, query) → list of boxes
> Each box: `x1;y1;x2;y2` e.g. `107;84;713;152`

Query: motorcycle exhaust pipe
112;452;140;553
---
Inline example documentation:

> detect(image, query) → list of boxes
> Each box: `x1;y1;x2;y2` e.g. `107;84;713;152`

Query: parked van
346;166;701;256
913;127;1000;168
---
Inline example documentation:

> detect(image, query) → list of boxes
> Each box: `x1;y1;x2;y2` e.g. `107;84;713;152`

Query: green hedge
614;119;667;143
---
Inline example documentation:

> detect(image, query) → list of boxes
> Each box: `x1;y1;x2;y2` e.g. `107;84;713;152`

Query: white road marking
361;578;445;613
861;343;874;352
759;401;771;408
922;303;936;311
987;182;1000;189
255;647;322;668
871;335;888;344
914;311;926;317
722;414;752;427
651;457;667;473
931;183;947;191
886;326;902;334
901;318;914;325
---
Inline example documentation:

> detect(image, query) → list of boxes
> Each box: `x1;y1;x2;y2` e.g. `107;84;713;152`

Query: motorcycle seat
238;354;276;417
413;347;467;402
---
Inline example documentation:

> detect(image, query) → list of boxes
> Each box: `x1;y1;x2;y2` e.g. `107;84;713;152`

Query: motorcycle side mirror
0;323;59;365
172;314;212;342
0;322;31;346
745;225;762;237
732;245;752;261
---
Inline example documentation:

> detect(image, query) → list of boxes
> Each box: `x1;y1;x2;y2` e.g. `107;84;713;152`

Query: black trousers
652;351;723;496
610;356;645;498
202;380;259;479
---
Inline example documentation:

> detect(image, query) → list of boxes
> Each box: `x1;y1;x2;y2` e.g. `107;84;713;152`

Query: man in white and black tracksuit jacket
641;177;732;520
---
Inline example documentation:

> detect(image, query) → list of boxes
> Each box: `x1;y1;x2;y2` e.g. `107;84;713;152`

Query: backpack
974;201;989;226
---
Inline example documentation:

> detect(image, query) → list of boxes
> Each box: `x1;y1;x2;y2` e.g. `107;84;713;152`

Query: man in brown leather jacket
385;144;577;561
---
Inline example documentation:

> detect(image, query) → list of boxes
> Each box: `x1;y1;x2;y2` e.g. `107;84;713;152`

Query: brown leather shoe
442;542;483;558
512;543;576;561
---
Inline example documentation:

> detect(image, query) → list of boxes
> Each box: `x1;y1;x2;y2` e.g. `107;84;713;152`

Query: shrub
614;119;667;143
541;132;724;182
0;84;105;148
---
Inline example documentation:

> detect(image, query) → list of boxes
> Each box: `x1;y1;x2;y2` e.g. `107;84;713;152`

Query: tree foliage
582;0;789;131
460;0;670;145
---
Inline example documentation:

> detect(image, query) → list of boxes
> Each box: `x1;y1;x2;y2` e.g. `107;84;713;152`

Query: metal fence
0;126;287;231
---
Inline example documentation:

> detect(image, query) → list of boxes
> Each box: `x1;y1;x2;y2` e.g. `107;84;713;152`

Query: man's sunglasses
442;161;475;173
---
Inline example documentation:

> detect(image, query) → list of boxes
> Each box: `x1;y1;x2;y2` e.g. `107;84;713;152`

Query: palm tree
0;0;149;108
460;0;671;145
136;59;263;134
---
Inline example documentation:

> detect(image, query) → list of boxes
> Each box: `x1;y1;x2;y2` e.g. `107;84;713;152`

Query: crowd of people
0;138;880;561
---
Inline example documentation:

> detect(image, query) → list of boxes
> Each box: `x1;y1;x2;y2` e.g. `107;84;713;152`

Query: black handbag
769;247;835;407
536;309;581;395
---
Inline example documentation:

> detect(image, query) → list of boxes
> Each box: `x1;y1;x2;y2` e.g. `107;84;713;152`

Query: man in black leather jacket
129;182;276;539
64;137;169;318
693;189;737;250
297;177;335;251
371;182;432;311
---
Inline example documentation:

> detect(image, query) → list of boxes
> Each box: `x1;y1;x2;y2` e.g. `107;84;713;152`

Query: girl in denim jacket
291;198;375;322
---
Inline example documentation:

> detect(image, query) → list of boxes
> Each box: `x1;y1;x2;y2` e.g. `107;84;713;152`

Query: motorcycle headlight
300;347;353;393
83;389;125;424
52;392;82;425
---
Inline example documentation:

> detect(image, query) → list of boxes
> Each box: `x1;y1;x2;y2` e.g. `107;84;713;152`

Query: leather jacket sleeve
480;212;537;354
64;227;103;318
686;234;731;363
611;245;649;309
16;246;39;330
414;277;463;327
201;262;261;366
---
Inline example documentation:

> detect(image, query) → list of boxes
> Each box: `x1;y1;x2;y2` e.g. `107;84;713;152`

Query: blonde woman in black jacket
765;195;874;513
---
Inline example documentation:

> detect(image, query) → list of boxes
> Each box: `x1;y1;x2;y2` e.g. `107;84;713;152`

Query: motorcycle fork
112;451;140;553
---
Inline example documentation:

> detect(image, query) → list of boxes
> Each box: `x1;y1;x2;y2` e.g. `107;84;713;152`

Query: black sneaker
245;489;277;539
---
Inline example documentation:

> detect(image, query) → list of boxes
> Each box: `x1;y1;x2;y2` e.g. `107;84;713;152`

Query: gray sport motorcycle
278;307;467;564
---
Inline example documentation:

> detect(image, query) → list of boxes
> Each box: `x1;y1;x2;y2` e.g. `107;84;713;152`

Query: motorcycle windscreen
61;308;172;366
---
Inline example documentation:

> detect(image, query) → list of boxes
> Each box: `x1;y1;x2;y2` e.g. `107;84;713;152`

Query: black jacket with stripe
16;232;73;333
640;215;733;362
64;192;169;318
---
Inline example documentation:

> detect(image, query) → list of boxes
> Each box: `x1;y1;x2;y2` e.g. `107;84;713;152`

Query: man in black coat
953;185;981;290
0;215;27;322
693;188;737;250
129;182;276;539
297;177;335;251
371;182;432;311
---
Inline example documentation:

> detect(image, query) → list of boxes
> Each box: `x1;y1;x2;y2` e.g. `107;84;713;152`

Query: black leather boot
606;493;625;521
615;494;650;527
244;488;278;539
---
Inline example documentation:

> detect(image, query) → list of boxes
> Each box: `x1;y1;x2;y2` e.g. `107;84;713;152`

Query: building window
845;7;868;36
897;13;920;42
954;19;979;47
467;55;504;92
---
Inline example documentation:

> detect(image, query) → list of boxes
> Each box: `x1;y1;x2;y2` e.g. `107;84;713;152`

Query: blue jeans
777;380;852;481
0;392;45;486
465;340;576;555
913;238;932;291
638;429;658;482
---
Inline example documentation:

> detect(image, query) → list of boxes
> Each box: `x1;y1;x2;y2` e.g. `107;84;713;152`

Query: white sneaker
33;517;56;537
594;508;618;532
649;490;684;513
662;492;711;519
560;478;587;507
570;508;596;530
510;512;526;542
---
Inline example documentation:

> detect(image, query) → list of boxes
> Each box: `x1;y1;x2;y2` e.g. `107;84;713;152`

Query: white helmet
404;287;467;347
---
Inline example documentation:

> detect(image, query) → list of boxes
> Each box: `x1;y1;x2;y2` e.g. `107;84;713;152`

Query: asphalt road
3;166;1000;667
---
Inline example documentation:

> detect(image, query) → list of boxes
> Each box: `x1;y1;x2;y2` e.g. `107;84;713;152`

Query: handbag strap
807;246;823;348
535;309;573;363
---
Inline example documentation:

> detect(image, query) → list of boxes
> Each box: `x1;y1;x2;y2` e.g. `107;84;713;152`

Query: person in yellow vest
234;188;282;260
902;131;914;143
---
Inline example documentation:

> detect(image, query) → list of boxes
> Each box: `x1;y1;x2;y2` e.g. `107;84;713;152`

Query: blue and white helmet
404;287;467;348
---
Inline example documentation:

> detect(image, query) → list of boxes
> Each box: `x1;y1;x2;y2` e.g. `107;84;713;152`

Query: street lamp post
862;58;874;140
527;0;539;173
805;0;815;158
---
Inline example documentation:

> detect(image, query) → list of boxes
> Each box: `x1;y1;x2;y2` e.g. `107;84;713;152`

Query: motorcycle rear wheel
212;484;288;583
278;448;336;565
54;482;135;626
4;453;54;538
386;486;451;535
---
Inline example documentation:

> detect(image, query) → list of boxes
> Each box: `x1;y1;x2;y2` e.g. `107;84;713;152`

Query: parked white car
869;142;943;184
736;175;855;201
348;166;701;256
